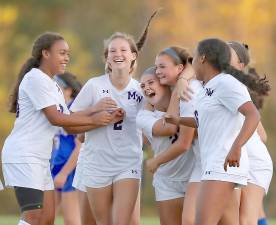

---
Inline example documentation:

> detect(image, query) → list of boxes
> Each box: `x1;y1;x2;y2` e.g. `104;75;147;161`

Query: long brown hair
9;32;64;113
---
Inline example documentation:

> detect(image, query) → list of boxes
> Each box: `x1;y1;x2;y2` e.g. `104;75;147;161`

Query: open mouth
145;90;156;98
114;59;124;63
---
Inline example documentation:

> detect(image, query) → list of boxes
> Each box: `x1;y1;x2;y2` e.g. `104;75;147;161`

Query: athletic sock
258;217;269;225
18;220;31;225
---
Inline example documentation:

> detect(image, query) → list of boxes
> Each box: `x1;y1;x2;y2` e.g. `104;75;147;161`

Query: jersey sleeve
136;110;159;140
25;75;57;110
70;79;95;112
180;80;202;117
217;76;251;113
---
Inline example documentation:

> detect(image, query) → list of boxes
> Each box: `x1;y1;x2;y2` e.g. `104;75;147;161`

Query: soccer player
1;32;116;225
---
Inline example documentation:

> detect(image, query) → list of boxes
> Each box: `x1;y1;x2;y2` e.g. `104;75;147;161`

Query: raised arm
147;125;195;173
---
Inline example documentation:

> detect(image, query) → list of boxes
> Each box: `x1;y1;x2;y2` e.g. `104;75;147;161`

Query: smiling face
155;54;183;86
192;48;205;81
106;37;136;72
43;39;70;75
140;73;170;106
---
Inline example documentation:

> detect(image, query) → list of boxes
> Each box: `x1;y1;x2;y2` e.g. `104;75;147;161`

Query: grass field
0;216;158;225
0;216;275;225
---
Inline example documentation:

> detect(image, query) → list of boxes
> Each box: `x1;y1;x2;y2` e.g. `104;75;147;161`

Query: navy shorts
51;164;76;192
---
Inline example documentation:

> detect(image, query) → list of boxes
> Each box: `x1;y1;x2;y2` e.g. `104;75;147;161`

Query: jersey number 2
113;120;123;130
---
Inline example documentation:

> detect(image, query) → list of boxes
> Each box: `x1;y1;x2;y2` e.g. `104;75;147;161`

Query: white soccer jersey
2;68;69;163
180;79;203;163
70;74;144;176
195;73;250;176
137;110;194;181
246;131;272;169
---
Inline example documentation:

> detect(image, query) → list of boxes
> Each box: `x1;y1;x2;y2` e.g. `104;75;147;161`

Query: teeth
145;90;155;97
114;59;124;63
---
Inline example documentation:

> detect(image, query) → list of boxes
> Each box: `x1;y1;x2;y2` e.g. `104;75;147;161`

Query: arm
147;125;195;173
176;63;195;101
224;102;260;171
64;108;125;134
164;89;197;128
256;121;267;143
53;138;81;188
43;106;114;128
72;97;118;116
151;89;179;136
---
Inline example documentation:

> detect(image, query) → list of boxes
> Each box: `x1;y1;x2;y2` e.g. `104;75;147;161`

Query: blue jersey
51;130;76;165
51;101;76;165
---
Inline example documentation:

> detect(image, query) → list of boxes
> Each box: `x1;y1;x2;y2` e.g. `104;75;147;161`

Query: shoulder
219;73;247;90
86;74;107;85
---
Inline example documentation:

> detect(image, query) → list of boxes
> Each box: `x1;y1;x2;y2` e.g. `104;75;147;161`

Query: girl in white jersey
165;38;268;225
70;11;159;225
1;32;118;225
153;46;202;225
70;32;145;225
137;67;195;225
228;41;272;225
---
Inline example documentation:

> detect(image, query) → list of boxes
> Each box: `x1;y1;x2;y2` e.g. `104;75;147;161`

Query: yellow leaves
0;5;18;27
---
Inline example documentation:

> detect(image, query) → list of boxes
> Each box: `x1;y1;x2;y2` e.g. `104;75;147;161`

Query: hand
224;144;242;171
111;108;125;123
177;64;195;101
146;158;160;173
93;97;118;113
54;172;67;189
164;114;180;125
91;110;113;126
144;102;154;111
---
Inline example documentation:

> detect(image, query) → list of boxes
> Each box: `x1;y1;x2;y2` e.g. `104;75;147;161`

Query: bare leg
39;190;55;225
77;190;97;225
87;185;113;225
182;182;200;225
240;183;264;225
130;189;141;225
195;181;236;225
158;197;184;225
218;188;241;225
61;191;81;225
112;179;140;225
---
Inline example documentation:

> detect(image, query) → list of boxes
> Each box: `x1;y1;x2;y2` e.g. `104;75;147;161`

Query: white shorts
84;169;141;189
189;161;202;183
2;162;54;191
248;167;273;194
72;163;86;192
201;170;247;186
153;177;188;201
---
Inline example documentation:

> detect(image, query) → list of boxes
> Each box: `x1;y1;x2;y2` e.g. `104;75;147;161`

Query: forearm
58;141;81;176
167;90;179;116
179;117;197;128
64;124;102;134
155;143;188;166
233;112;260;147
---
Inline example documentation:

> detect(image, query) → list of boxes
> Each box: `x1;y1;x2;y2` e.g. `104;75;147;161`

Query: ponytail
136;8;160;51
223;64;270;96
9;57;40;113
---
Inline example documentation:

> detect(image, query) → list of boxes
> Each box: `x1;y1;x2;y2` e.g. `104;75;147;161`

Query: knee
182;216;195;225
240;215;257;225
22;210;42;225
40;213;55;225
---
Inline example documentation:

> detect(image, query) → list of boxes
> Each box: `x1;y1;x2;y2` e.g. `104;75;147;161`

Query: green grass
0;216;275;225
0;215;158;225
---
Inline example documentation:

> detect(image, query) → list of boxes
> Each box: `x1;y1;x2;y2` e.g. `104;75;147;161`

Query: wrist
177;75;189;81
